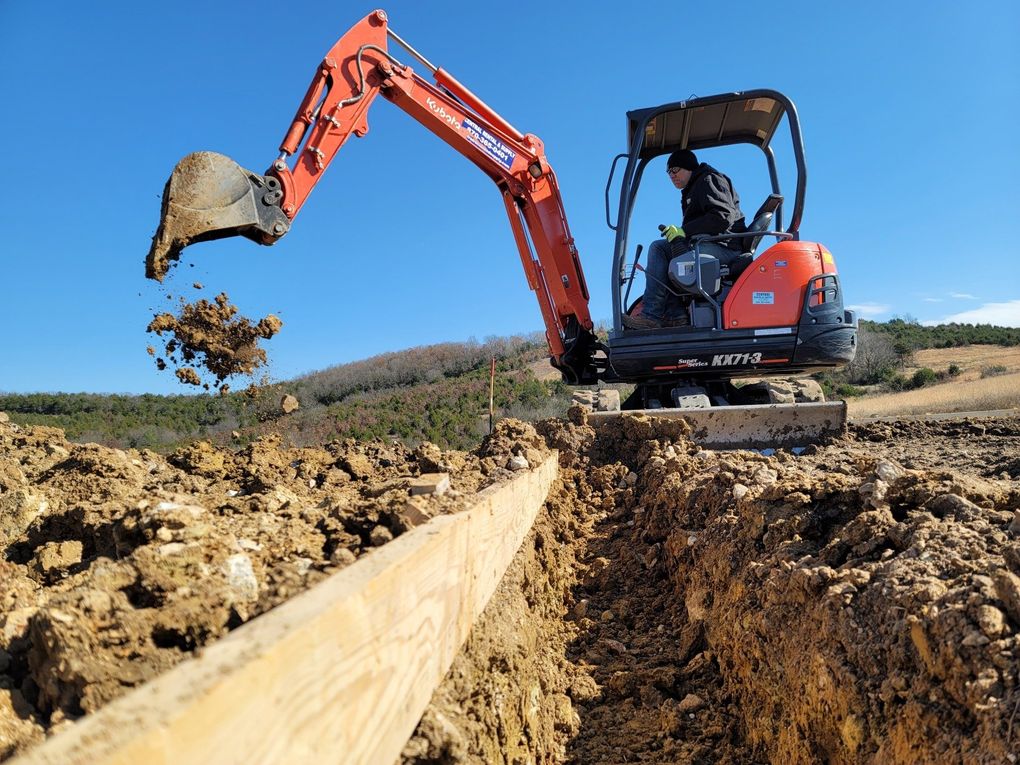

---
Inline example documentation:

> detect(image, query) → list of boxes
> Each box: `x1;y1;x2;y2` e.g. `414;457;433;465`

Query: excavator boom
146;10;598;383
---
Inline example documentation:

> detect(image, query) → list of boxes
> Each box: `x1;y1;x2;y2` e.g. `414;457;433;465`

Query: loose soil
3;412;1019;763
405;412;1020;764
0;417;546;759
146;292;282;393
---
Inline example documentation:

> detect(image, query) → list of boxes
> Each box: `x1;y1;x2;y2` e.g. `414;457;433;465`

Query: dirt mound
146;292;282;392
3;413;1018;762
0;418;553;759
406;413;1019;763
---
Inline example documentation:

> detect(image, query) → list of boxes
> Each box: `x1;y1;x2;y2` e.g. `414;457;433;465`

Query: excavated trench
2;413;1019;763
403;412;1020;764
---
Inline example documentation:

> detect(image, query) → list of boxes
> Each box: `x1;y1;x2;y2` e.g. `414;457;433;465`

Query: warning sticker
463;116;517;170
744;98;776;114
752;291;775;305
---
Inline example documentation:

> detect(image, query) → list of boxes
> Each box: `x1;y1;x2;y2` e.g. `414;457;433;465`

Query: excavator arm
146;10;599;383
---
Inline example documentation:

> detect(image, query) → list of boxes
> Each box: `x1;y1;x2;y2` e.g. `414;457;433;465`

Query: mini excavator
147;10;858;446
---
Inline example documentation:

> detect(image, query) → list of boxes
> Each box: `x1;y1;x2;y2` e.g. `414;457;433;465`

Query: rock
280;394;300;414
32;541;83;577
925;493;982;520
408;473;450;496
224;553;259;602
507;455;530;471
732;483;749;500
396;499;432;530
571;599;590;620
369;525;394;546
330;547;357;567
992;569;1020;624
0;490;48;546
600;638;628;654
341;453;374;479
568;673;601;702
600;609;615;622
751;466;778;485
875;459;904;482
1008;510;1020;536
975;605;1006;638
0;411;9;423
677;693;705;713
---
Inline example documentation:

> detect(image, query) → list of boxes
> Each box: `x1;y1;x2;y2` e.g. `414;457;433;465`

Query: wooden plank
13;454;559;765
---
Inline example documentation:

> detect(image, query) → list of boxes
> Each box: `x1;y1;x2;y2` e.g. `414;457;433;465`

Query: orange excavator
147;10;857;445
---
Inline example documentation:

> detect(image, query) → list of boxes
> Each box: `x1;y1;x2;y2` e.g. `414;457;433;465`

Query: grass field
847;344;1020;418
848;370;1020;418
904;345;1020;379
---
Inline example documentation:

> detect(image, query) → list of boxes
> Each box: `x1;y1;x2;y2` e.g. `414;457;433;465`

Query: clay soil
146;292;282;393
0;417;543;759
3;413;1020;763
404;412;1020;764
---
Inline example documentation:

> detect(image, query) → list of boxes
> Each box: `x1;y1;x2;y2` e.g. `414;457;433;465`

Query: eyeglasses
666;167;685;176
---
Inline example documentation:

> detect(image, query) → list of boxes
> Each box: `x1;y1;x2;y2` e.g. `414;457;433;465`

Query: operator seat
726;193;783;280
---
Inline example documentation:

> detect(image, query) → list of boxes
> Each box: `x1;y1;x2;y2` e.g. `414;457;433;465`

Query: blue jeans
641;239;686;320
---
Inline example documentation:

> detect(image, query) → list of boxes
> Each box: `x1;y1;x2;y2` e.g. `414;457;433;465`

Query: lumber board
12;454;559;765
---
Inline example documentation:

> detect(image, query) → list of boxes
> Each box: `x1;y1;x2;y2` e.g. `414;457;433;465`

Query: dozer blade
587;401;847;450
145;151;291;281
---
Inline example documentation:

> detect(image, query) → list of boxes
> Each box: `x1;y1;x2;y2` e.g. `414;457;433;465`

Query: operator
623;149;746;330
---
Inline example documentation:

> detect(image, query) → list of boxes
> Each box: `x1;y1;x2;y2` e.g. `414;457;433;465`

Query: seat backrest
744;193;784;255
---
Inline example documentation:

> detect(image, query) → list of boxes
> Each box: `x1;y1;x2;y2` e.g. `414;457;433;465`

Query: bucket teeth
146;151;290;281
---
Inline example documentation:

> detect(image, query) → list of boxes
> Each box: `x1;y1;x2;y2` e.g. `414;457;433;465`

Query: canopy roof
627;89;794;159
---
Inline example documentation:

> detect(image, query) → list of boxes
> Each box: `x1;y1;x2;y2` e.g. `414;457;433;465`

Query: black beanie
666;149;699;171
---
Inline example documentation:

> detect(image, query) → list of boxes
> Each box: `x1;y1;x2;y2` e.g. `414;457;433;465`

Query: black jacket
681;163;747;250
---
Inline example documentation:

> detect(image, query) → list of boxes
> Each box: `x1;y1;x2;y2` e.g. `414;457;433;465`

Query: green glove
659;224;685;243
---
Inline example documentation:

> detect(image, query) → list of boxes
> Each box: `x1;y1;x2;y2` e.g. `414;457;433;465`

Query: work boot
663;313;690;328
622;313;663;330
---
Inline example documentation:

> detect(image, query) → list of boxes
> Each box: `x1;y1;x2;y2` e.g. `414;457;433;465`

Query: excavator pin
145;152;291;281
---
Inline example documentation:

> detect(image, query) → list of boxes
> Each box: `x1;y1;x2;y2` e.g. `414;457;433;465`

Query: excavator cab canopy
607;89;809;332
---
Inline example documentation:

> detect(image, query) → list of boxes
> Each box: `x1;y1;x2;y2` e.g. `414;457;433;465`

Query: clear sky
2;1;1018;394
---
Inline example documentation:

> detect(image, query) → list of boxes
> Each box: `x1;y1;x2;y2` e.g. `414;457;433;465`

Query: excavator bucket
587;401;848;450
145;152;291;281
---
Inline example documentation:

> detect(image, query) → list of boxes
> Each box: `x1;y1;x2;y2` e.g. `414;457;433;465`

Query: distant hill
4;320;1017;451
0;335;567;452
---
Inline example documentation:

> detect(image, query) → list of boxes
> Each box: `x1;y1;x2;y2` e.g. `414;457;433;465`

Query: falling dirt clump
174;367;201;386
146;292;281;392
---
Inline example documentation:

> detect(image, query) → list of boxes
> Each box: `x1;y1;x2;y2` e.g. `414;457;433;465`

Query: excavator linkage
145;152;291;282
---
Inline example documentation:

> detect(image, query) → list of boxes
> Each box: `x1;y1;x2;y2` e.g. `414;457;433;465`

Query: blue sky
1;1;1018;394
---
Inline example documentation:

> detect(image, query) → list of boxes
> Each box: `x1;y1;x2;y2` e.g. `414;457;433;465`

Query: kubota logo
426;98;460;129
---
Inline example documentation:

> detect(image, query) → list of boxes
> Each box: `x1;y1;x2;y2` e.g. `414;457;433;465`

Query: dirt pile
146;292;282;393
0;418;551;760
3;411;1018;762
406;412;1020;763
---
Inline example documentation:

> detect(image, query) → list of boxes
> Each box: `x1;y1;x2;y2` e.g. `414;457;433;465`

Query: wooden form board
14;454;558;765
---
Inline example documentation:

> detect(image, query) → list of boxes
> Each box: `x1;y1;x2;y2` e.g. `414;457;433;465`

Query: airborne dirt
2;413;1019;762
146;292;282;393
